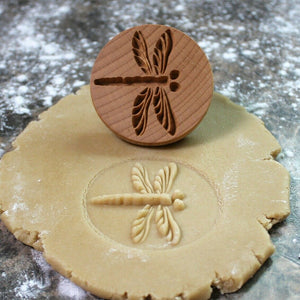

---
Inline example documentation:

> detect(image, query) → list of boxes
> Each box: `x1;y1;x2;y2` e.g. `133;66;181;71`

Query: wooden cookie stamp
90;24;213;146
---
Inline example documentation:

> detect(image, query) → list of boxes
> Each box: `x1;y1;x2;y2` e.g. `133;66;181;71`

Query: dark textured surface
0;0;299;299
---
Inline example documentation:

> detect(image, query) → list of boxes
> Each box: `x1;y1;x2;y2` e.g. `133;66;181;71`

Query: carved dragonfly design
94;29;179;136
90;162;185;245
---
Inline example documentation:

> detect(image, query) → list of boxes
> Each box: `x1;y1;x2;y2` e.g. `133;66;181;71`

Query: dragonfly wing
132;31;153;74
131;204;154;243
153;162;177;193
155;206;181;245
155;205;169;236
165;207;181;245
153;87;176;135
131;163;154;194
132;87;153;136
152;29;173;75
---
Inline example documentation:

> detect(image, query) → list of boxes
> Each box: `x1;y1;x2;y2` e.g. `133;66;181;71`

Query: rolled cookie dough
0;86;290;299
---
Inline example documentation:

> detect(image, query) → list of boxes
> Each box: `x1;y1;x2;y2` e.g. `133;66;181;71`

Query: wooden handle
90;24;214;146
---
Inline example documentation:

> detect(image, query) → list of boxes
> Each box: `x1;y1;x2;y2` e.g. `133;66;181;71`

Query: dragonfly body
91;192;172;206
94;75;168;85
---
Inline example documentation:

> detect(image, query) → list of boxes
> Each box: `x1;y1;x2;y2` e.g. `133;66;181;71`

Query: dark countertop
0;1;299;299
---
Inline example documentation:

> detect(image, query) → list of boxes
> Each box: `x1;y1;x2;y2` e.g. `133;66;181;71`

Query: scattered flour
31;249;87;299
14;273;50;299
174;4;185;12
73;80;86;88
0;1;96;140
57;277;87;299
11;251;52;299
223;50;238;61
285;150;294;158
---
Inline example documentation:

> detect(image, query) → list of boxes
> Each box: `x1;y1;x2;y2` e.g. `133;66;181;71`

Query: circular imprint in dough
84;159;220;249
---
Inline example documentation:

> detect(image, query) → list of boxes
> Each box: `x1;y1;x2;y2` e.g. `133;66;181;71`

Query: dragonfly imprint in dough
90;162;185;245
94;29;179;136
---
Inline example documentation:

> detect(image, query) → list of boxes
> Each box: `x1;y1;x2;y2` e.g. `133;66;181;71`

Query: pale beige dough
0;86;290;299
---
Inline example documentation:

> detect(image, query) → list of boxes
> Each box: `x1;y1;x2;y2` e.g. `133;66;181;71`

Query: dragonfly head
171;189;185;211
169;70;180;92
170;70;179;80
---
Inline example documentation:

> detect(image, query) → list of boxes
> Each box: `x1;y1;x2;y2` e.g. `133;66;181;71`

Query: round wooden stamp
90;24;213;146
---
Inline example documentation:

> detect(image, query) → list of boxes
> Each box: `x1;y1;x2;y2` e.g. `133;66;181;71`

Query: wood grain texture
90;24;213;146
